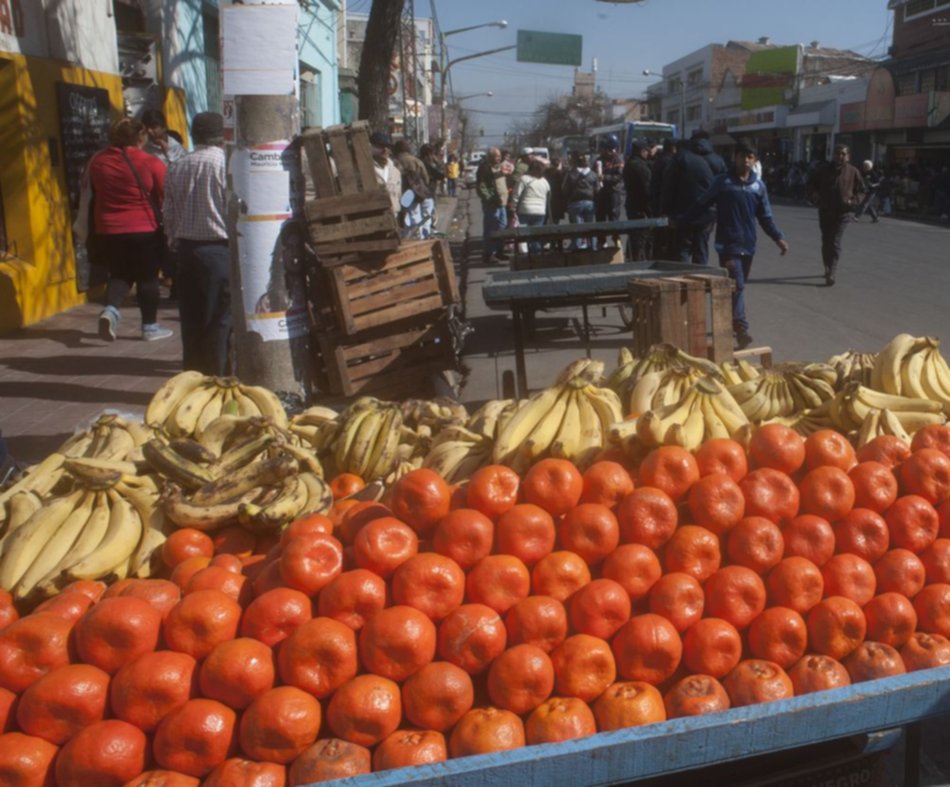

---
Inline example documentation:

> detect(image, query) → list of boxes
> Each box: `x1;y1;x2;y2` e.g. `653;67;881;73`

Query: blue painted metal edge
306;665;950;787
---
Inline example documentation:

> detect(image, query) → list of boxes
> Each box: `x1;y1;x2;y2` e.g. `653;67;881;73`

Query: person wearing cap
854;160;881;223
807;144;865;286
676;140;789;351
89;117;171;343
163;111;230;375
369;131;402;217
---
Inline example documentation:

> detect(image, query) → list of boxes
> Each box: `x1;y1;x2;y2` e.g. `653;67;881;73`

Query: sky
379;0;895;145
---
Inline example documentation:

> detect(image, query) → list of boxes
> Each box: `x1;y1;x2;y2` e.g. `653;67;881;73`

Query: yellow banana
168;381;220;438
236;384;288;428
872;334;934;395
515;385;574;470
146;371;209;427
879;408;912;444
492;383;568;465
129;526;167;579
549;389;583;462
195;387;227;439
299;472;333;517
0;491;42;542
0;489;85;591
191;453;298;507
67;490;143;581
142;438;214;489
34;491;113;596
239;476;309;533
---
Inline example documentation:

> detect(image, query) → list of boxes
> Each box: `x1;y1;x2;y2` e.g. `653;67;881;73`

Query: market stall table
482;261;728;397
490;217;669;269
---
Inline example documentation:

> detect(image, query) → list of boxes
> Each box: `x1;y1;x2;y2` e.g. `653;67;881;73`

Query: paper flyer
221;4;298;96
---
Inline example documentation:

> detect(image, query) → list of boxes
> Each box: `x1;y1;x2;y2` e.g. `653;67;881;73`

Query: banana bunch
827;350;877;389
763;400;837;437
0;453;70;532
719;358;762;386
608;344;721;406
288;406;340;453
58;413;153;463
146;372;288;439
869;334;950;415
624;362;710;418
727;364;835;423
423;425;494;483
326;398;404;482
400;398;469;433
0;462;168;603
610;376;751;453
854;408;916;447
492;360;623;473
828;382;946;435
467;398;518;441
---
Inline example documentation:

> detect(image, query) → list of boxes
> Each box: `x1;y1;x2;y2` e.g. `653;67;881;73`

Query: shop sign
839;101;865;132
727;110;776;128
864;67;895;130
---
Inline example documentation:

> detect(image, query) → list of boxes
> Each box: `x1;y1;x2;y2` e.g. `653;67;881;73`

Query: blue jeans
720;254;753;334
567;199;596;250
676;222;714;266
178;239;232;376
517;212;545;254
482;203;507;258
447;178;457;197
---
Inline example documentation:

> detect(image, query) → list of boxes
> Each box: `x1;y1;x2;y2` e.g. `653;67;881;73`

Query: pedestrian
544;156;566;225
623;141;653;261
512;158;551;254
651;138;679;259
661;130;727;265
676;140;789;350
163;112;230;375
393;139;433;239
89;117;172;343
562;153;600;250
855;160;881;223
420;142;445;225
807;144;865;286
475;147;508;263
445;153;460;198
369;131;402;218
141;109;186;167
595;134;625;223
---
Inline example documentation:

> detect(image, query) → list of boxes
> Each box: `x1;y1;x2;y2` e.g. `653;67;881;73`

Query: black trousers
818;211;851;276
100;231;163;325
177;240;232;376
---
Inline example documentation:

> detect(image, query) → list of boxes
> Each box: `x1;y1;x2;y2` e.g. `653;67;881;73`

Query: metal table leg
904;721;921;787
511;305;529;399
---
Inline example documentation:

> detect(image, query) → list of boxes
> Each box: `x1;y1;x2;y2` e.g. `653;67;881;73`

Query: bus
552;134;594;162
589;121;678;160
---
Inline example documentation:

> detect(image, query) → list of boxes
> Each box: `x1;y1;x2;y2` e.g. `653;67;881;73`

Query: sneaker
142;323;173;342
98;307;118;342
825;272;836;286
735;332;754;350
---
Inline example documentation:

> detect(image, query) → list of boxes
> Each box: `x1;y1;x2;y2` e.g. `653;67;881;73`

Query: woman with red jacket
89;118;171;342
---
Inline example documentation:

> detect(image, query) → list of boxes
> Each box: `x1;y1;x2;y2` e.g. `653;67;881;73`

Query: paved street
455;191;950;404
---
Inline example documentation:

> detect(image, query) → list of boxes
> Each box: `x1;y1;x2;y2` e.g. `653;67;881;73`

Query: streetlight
455;91;494;102
438;20;509;146
643;68;686;136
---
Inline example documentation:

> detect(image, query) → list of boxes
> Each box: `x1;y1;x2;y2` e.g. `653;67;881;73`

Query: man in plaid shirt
164;112;230;376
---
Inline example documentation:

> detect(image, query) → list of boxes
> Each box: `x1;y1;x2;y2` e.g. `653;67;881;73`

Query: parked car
463;150;486;188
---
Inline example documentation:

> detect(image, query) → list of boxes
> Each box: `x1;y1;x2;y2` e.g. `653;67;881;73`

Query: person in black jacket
651;138;678;259
623;142;653;261
562;154;600;250
596;134;625;223
662;130;727;265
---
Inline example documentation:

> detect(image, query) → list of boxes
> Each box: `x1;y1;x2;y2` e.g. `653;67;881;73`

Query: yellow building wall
0;53;125;334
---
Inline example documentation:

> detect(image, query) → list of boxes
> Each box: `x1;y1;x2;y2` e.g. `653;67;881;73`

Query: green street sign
516;30;583;67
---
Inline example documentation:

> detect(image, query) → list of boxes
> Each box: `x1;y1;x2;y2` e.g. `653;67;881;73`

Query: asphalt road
455;193;950;403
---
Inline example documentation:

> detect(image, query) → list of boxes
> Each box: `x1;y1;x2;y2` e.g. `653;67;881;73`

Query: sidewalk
0;197;460;468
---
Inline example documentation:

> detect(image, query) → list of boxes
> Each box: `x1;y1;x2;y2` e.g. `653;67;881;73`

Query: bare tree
357;0;406;130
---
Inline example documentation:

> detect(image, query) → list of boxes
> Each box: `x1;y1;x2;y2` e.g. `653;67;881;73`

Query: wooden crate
317;239;458;335
312;315;458;398
301;121;400;258
628;274;735;361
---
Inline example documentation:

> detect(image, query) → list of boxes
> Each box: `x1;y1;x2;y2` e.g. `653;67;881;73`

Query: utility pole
220;1;313;400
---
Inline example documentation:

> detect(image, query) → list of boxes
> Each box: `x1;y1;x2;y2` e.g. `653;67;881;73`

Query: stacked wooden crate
302;122;461;398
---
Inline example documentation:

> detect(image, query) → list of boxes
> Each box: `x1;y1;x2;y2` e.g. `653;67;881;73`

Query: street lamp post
438;19;508;147
643;68;686;136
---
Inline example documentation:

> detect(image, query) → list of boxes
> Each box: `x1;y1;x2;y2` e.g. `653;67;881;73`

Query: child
676;140;789;350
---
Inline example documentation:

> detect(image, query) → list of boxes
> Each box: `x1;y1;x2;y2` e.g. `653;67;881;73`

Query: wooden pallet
301;121;400;259
318;239;458;335
628;274;735;361
312;315;457;398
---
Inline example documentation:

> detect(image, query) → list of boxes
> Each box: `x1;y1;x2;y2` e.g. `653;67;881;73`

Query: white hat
862;160;873;171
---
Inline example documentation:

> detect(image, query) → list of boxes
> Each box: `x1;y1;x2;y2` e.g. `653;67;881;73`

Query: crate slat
304;190;392;221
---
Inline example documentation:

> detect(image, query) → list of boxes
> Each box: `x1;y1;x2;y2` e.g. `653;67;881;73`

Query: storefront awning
786;100;836;128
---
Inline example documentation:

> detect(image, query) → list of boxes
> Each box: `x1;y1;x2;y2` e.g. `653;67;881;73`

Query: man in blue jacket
676;140;789;350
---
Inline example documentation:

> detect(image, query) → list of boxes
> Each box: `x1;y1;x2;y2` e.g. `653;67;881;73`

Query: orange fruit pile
3;426;950;784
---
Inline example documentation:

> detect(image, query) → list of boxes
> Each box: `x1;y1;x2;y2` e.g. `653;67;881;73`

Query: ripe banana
142;439;215;489
191;453;298;507
0;491;42;541
162;484;257;530
467;399;513;440
210;432;276;476
168;438;218;466
66;490;143;582
129;526;167;579
13;489;98;601
146;371;209;428
168;380;220;438
872;334;936;395
0;453;66;509
235;384;288;429
492;383;568;466
627;370;665;416
299;472;333;517
0;489;85;591
514;385;574;471
239;475;309;533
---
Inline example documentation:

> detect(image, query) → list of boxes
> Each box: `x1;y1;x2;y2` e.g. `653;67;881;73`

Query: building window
920;68;935;93
300;69;322;129
687;68;703;86
904;0;950;20
667;79;682;96
896;71;917;95
686;104;702;122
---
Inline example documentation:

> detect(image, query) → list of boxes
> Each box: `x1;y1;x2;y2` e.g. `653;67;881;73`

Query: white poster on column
221;4;298;96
